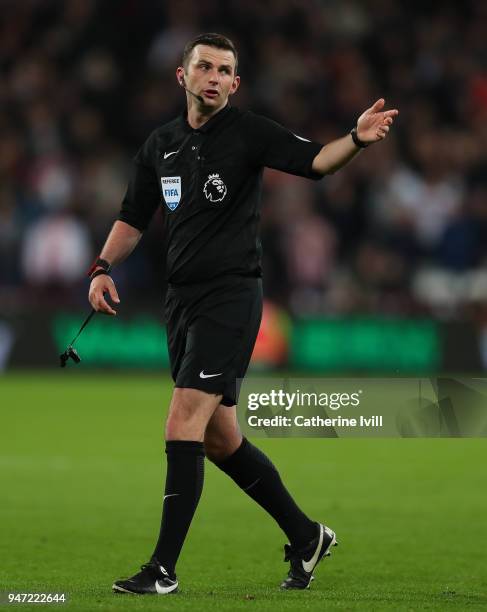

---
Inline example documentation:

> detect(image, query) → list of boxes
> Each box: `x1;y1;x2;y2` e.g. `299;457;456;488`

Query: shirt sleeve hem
117;214;148;232
305;142;325;180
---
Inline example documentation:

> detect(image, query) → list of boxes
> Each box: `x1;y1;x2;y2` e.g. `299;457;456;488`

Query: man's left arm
312;98;399;175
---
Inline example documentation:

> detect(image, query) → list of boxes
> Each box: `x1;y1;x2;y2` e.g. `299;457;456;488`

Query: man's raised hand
356;98;399;144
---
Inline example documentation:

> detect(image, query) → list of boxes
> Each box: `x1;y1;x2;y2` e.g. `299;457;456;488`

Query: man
88;33;398;595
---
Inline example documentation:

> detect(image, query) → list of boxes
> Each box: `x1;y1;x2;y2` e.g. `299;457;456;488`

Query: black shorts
164;275;263;406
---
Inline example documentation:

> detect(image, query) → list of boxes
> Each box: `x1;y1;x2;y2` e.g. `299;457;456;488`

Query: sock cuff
218;436;279;473
216;436;249;467
165;440;205;456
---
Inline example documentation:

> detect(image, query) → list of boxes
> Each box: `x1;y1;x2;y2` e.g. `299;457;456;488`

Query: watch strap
350;127;369;148
87;257;111;278
90;269;111;280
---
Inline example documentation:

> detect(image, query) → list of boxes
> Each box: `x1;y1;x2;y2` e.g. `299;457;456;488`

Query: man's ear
229;75;240;96
176;67;185;87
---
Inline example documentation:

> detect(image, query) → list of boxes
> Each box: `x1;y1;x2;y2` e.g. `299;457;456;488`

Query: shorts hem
173;384;236;407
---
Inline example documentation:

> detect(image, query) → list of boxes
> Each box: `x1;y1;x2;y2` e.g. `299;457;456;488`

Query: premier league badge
203;173;227;203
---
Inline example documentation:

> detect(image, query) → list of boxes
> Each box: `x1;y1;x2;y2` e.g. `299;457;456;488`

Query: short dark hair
182;33;238;74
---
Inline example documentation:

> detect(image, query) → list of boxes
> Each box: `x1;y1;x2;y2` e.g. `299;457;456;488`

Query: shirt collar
180;103;232;134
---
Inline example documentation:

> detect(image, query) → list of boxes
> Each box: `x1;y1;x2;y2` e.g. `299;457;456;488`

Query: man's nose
208;69;219;84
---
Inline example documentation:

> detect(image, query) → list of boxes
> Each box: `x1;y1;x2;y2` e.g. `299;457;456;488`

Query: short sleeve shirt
119;105;323;284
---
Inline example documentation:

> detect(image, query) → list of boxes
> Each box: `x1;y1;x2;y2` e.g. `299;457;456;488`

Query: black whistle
59;346;81;368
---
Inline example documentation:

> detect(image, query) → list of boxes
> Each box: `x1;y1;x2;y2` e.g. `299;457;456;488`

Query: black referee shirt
119;104;324;285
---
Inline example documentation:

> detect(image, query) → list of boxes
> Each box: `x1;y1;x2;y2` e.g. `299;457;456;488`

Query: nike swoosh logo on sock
302;524;324;573
243;477;261;492
163;493;179;501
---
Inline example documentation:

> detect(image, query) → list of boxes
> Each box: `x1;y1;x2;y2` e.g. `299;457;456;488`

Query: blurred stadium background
2;0;487;374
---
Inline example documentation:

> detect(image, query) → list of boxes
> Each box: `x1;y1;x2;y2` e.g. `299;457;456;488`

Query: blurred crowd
1;0;487;320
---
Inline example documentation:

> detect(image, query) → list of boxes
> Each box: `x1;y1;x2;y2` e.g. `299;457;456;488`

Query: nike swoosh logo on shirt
293;133;311;142
163;150;178;159
302;524;324;573
199;371;222;379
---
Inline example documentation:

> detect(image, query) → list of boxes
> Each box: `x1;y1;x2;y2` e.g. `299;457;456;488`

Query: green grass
1;372;486;611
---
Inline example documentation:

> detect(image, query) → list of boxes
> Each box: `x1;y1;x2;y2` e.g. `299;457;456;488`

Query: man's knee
166;388;221;441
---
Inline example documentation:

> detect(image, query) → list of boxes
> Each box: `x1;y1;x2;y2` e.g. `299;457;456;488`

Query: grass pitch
1;372;486;611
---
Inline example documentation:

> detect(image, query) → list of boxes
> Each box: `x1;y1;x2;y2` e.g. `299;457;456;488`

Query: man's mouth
203;89;219;98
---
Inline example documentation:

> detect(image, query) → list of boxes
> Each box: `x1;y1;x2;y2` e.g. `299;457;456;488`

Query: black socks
152;441;205;576
215;438;317;550
152;438;315;576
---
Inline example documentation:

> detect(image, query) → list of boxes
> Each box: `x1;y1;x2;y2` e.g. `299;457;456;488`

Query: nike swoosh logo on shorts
302;524;324;573
163;150;178;159
199;370;222;379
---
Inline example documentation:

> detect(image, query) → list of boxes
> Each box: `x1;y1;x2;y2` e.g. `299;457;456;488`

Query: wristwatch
350;127;369;148
87;257;111;278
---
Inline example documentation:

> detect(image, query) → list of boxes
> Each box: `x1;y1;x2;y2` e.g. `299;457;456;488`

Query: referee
88;33;398;595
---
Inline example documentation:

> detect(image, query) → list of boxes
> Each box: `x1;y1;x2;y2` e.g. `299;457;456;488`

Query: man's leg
204;404;317;550
113;387;221;594
151;387;222;573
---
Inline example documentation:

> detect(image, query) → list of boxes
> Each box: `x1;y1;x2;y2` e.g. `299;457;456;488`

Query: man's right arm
88;220;142;316
91;131;160;315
